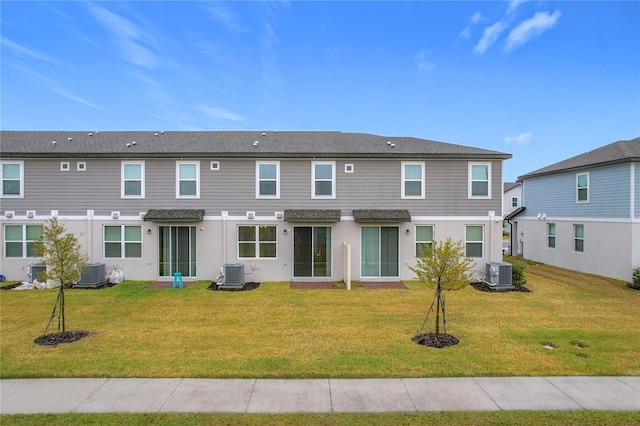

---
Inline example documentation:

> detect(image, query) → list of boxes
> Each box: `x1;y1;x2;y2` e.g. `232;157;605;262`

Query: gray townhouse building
1;131;511;284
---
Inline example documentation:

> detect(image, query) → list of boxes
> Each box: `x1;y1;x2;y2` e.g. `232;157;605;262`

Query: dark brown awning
353;209;411;223
283;209;341;223
143;209;205;223
504;206;526;221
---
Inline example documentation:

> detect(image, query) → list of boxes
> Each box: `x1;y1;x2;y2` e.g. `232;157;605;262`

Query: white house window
402;162;425;199
512;197;518;207
465;225;484;258
4;224;42;258
469;162;491;198
60;162;70;171
122;161;145;198
77;162;86;171
238;225;277;259
312;161;336;199
574;224;584;252
577;172;589;202
104;225;142;258
415;225;434;256
548;223;556;248
176;161;200;198
1;161;23;198
256;161;280;198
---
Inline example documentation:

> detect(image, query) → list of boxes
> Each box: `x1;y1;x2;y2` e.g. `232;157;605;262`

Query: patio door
158;226;197;277
293;226;332;277
361;226;399;278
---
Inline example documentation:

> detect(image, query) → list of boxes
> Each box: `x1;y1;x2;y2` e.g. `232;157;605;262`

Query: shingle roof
503;182;520;192
353;209;412;223
284;209;341;223
518;137;640;180
0;131;511;160
143;209;205;222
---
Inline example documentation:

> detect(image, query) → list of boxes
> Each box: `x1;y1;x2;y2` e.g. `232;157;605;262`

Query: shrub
512;264;527;288
628;268;640;290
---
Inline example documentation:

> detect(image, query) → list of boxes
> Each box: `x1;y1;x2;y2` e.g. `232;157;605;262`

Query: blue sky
1;1;638;181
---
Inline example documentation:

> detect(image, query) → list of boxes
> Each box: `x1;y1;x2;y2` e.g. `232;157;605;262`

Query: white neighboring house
502;182;522;253
507;137;640;282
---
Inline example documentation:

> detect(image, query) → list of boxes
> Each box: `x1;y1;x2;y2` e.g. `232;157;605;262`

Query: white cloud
505;10;561;52
414;51;435;73
459;27;471;40
474;21;507;54
505;132;533;146
507;0;528;15
471;12;483;24
198;106;245;122
86;3;159;68
203;3;246;33
459;12;483;39
1;37;67;68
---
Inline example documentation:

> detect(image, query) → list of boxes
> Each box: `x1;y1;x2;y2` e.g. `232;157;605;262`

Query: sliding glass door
293;226;332;278
158;226;197;277
361;226;399;277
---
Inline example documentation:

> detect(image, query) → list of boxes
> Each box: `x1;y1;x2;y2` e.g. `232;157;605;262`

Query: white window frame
237;225;278;259
574;224;584;252
1;161;24;198
576;172;589;203
103;225;143;258
312;161;336;199
256;161;280;199
121;161;145;199
77;161;86;171
4;224;43;258
401;161;425;199
60;162;70;171
468;162;491;199
465;225;484;258
415;225;434;257
547;223;556;248
176;161;200;199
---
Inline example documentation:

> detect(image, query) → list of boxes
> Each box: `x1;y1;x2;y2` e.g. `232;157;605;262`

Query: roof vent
89;132;93;136
52;141;57;146
68;137;72;141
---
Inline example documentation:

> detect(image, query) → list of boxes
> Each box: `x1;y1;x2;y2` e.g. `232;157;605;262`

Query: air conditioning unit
28;264;47;282
486;262;513;287
219;263;245;288
76;263;106;288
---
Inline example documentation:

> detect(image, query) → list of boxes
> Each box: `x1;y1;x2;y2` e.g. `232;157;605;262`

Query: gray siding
521;164;632;219
6;157;502;217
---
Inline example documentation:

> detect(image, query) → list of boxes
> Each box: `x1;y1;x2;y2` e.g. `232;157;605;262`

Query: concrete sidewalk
1;377;639;414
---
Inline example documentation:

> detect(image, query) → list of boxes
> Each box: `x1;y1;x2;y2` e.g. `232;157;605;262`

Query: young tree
410;238;473;341
40;217;88;333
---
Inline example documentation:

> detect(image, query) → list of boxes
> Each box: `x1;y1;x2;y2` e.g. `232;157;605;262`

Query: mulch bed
470;281;530;293
362;281;407;290
145;281;196;289
290;282;335;289
412;332;459;348
207;282;260;291
0;283;22;290
34;331;91;347
73;282;119;290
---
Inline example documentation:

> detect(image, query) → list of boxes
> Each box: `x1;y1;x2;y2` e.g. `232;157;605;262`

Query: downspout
87;209;93;261
221;211;228;265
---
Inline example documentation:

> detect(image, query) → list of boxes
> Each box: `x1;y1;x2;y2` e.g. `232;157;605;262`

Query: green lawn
2;411;639;426
1;257;639;379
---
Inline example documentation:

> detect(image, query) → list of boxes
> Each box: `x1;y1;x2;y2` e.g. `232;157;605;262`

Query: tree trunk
435;283;441;336
60;287;65;333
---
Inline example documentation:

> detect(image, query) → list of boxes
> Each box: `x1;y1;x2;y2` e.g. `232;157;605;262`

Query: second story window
577;172;589;202
312;161;335;199
1;161;23;198
402;162;425;199
256;161;280;198
176;161;199;198
512;197;518;207
469;162;491;199
122;161;145;198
